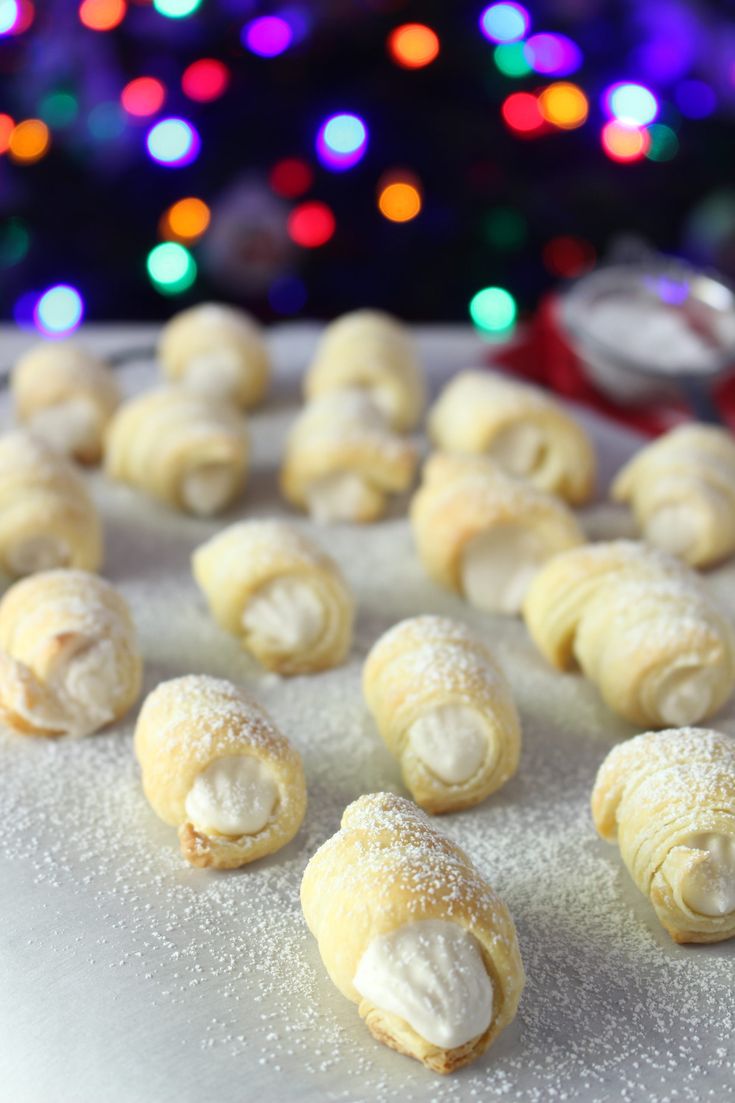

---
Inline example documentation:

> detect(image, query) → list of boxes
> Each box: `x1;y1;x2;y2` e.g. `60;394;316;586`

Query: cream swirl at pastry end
353;919;494;1049
655;666;715;728
185;754;278;836
181;464;237;516
644;505;698;560
408;704;490;784
242;576;325;653
461;524;544;614
305;472;380;523
488;422;544;478
29;398;99;458
678;833;735;917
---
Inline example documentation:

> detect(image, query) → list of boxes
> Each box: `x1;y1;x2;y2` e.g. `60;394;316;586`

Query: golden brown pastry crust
192;519;354;675
612;424;735;568
304;309;425;431
158;302;270;409
523;540;735;727
591;727;735;943
0;431;103;577
104;386;249;516
13;341;120;464
134;674;306;869
301;792;525;1073
363;616;521;813
428;369;596;504
0;569;141;738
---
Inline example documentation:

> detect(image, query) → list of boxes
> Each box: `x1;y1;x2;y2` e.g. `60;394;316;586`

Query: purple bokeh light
242;15;293;57
523;33;581;76
675;79;717;118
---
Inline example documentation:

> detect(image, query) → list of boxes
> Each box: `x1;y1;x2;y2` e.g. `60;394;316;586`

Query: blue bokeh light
478;3;530;45
316;113;368;171
33;285;85;337
604;82;659;126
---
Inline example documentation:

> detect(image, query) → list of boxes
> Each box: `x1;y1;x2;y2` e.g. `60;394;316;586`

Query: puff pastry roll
192;520;354;675
363;616;520;813
12;341;120;464
428;370;596;505
305;309;425;431
281;389;417;523
158;302;270;409
592;727;735;944
135;674;306;869
612;424;735;568
301;792;525;1074
105;387;249;516
410;453;584;614
0;569;141;738
0;431;102;577
523;540;735;728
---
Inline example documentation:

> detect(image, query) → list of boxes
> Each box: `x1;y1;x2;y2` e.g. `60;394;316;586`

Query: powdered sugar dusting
1;331;734;1103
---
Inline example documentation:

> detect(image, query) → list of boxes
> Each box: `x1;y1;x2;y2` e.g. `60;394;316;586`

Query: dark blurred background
1;0;735;335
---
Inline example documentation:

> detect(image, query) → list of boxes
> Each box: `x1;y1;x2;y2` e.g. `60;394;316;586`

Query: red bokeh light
0;114;15;154
287;201;335;248
79;0;127;31
269;158;314;198
501;92;545;135
9;0;34;34
542;235;596;277
181;59;230;103
120;76;166;117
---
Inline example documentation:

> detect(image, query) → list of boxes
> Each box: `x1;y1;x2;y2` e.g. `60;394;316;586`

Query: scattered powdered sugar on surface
1;331;735;1103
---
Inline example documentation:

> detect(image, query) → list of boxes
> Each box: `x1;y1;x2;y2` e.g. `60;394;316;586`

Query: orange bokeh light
164;197;211;241
601;121;650;162
539;82;588;130
79;0;127;31
8;118;50;163
388;23;440;69
378;181;422;222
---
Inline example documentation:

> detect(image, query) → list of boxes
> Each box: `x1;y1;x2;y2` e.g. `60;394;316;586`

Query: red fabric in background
492;293;735;437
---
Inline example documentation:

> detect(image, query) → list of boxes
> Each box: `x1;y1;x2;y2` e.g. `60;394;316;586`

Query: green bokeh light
153;0;202;18
645;123;679;162
147;242;197;295
40;91;79;129
493;43;531;78
0;219;30;268
483;207;527;251
469;286;517;333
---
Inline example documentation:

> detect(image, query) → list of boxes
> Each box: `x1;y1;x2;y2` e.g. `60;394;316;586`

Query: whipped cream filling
6;535;70;576
60;639;117;730
678;833;735;916
488;423;544;477
242;576;324;654
656;666;714;727
185;755;278;837
645;505;697;559
183;351;241;402
29;399;99;458
461;524;544;614
353;919;494;1049
181;464;235;516
306;472;378;523
408;704;489;784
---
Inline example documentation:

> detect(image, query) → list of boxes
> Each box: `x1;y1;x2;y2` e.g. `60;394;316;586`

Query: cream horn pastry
12;340;120;464
592;727;735;944
523;540;735;728
158;302;270;409
104;386;249;516
281;389;417;523
192;520;354;676
304;309;426;431
612;424;735;568
0;431;102;577
301;792;525;1073
428;369;596;504
363;616;520;813
0;569;141;738
135;674;306;869
410;452;584;614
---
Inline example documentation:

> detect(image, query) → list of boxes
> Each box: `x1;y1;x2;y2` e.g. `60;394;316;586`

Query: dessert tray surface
1;326;733;1103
